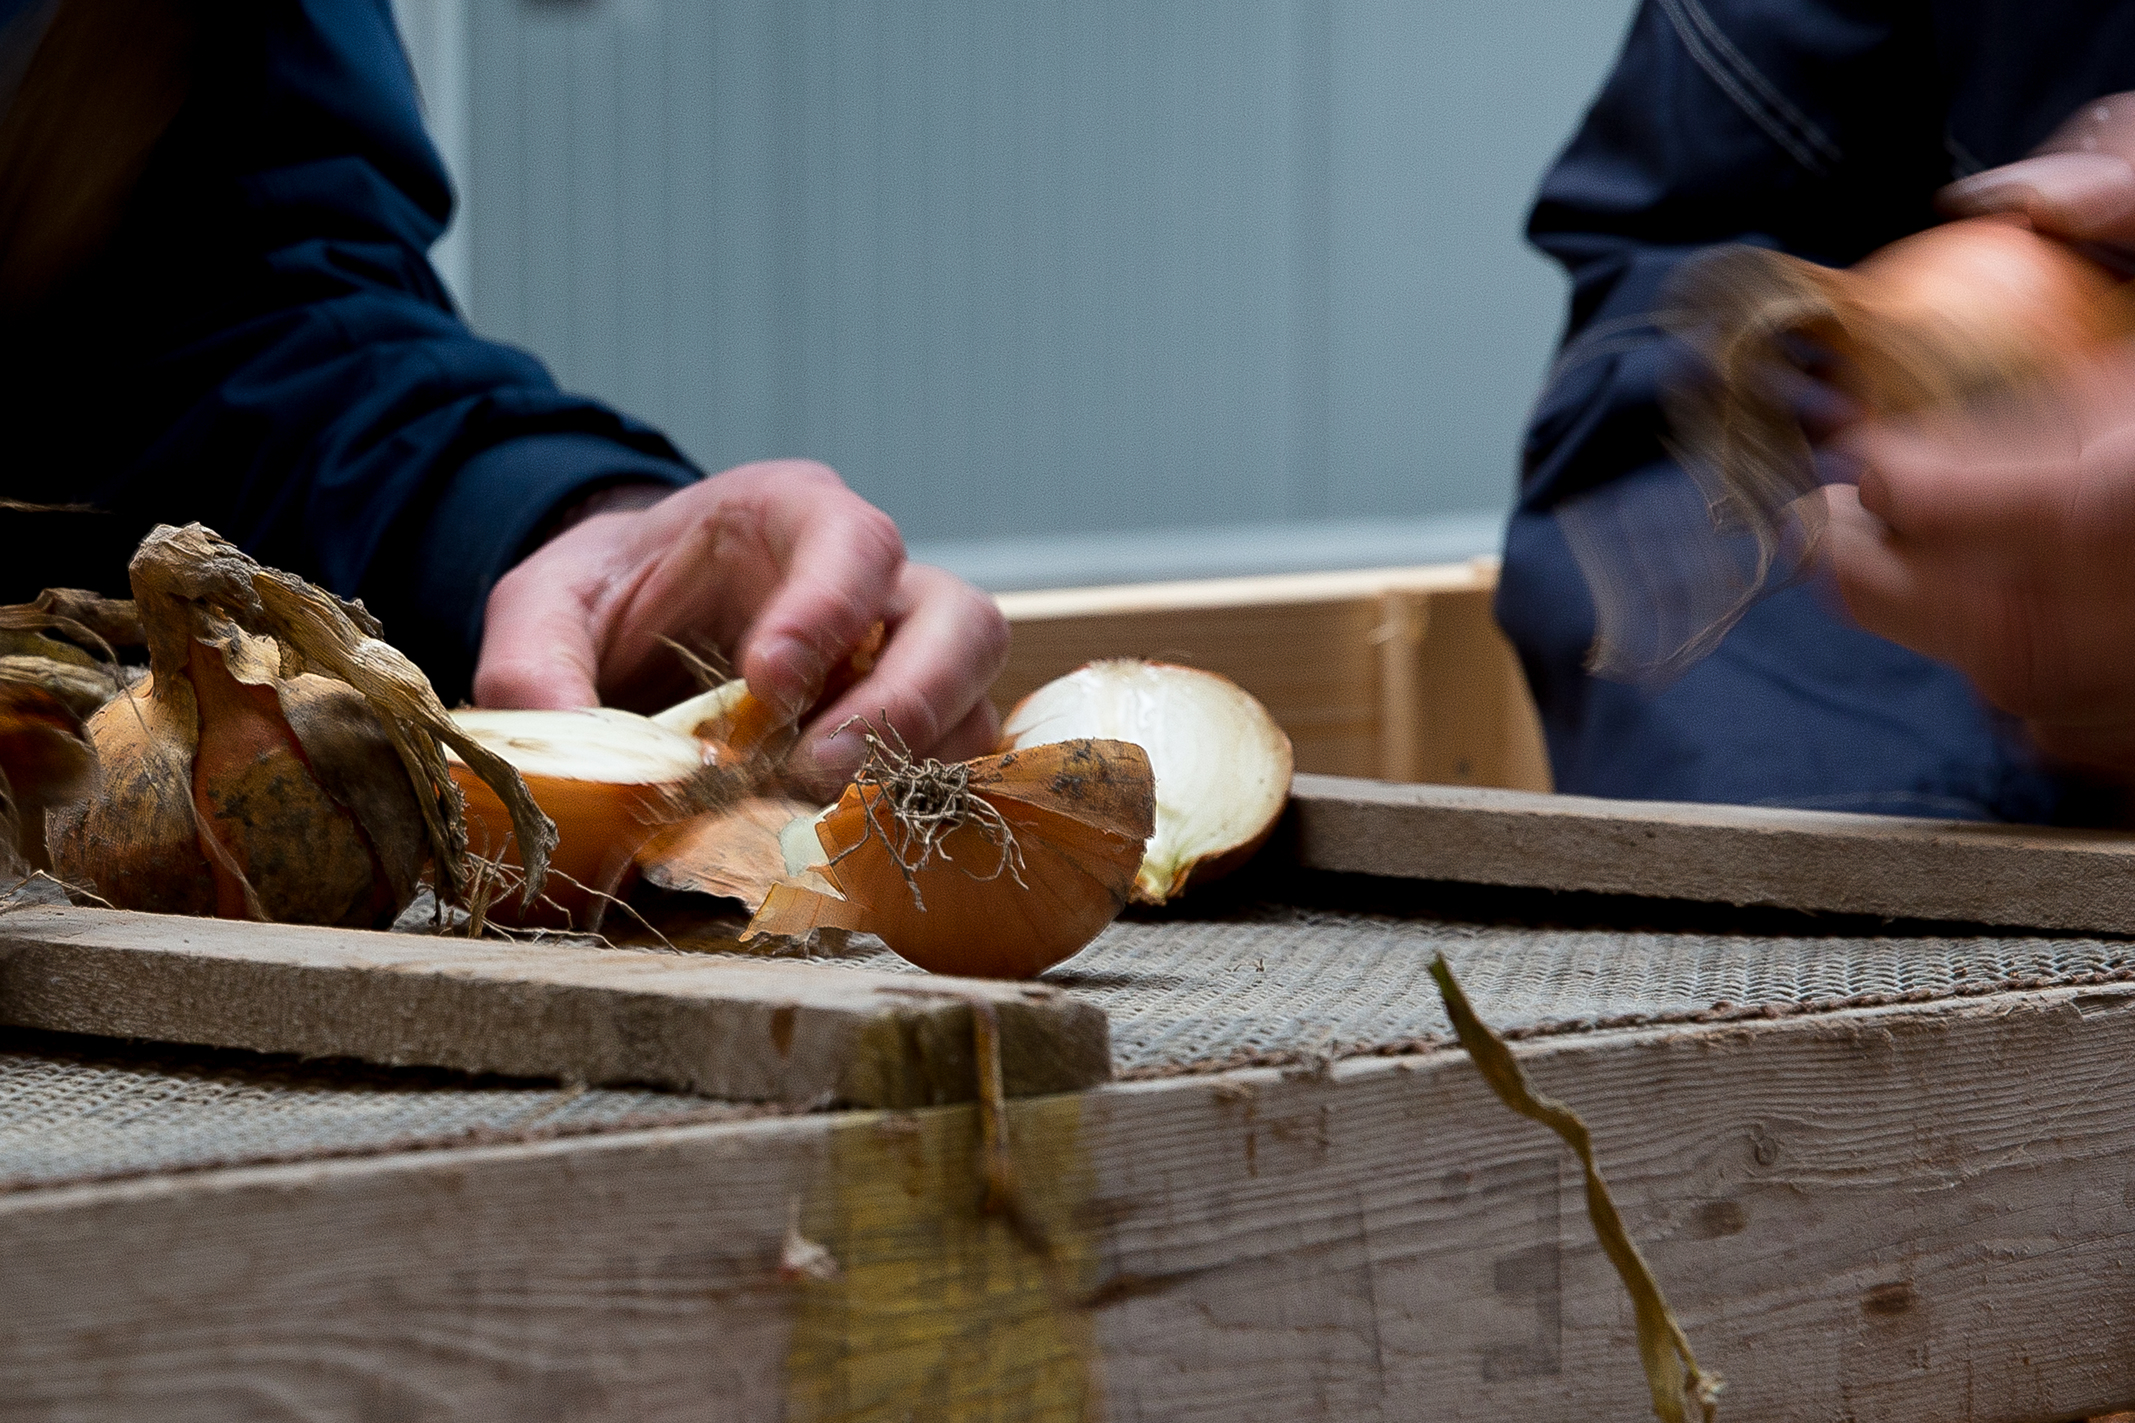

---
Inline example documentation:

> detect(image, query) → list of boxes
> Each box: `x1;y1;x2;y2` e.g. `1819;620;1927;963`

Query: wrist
531;480;673;548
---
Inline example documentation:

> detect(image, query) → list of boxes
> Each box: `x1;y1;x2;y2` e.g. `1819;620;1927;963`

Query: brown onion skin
50;680;213;915
184;646;404;927
766;738;1155;979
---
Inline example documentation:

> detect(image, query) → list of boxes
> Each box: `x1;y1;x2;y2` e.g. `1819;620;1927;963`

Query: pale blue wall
458;0;1639;560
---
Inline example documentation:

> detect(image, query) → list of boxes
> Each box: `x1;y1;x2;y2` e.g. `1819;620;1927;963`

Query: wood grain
0;906;1108;1107
1291;773;2135;933
6;984;2135;1420
993;561;1552;793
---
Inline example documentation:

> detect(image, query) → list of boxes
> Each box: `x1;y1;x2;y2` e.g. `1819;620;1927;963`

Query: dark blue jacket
0;0;698;698
1505;0;2135;821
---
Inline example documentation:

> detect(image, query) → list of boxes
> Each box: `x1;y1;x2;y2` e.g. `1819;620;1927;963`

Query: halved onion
447;706;713;922
1001;659;1293;902
745;737;1155;978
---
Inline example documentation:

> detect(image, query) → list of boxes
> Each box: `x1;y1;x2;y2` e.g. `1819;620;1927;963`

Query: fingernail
751;637;822;720
805;724;866;784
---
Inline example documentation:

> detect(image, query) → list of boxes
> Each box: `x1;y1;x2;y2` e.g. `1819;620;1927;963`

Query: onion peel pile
49;524;554;927
1654;216;2135;669
744;727;1155;978
1001;659;1293;903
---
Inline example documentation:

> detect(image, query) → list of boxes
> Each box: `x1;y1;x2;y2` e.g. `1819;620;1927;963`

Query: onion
443;624;887;928
744;731;1155;978
1001;659;1293;903
0;681;95;872
1657;216;2135;666
446;706;719;923
49;525;553;926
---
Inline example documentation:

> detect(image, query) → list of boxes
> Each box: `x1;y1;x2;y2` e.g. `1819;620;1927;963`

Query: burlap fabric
8;886;2131;1191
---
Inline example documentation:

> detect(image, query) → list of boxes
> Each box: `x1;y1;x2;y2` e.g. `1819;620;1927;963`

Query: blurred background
390;0;1638;589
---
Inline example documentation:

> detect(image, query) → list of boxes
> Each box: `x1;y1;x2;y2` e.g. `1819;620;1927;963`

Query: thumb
1939;151;2135;244
471;567;603;709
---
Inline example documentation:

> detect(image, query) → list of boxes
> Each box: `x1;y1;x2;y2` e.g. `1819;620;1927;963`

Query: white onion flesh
649;679;751;739
447;707;710;784
1001;659;1293;902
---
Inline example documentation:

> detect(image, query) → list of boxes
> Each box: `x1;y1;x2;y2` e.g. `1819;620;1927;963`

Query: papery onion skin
186;645;408;926
47;524;545;929
1633;217;2135;681
52;645;424;927
635;794;818;904
50;679;211;914
747;738;1154;978
447;705;719;925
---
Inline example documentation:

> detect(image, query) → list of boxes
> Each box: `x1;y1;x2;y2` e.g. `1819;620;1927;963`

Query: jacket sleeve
1495;0;2113;822
0;0;700;701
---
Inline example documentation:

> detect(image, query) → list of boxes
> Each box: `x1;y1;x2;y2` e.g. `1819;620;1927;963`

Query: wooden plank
993;560;1552;793
6;983;2135;1420
0;907;1107;1108
994;560;1497;620
1292;773;2135;932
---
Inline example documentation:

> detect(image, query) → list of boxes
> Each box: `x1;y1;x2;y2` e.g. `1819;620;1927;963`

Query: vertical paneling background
419;0;1637;583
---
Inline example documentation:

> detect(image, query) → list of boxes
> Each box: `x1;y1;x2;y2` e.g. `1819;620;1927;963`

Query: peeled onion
447;706;719;922
745;735;1154;978
1002;659;1293;903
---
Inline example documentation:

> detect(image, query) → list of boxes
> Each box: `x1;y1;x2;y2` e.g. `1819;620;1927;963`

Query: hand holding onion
472;459;1009;795
1662;89;2135;779
1820;344;2135;780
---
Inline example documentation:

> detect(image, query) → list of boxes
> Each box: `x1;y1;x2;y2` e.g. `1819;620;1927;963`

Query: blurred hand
473;459;1009;796
1940;92;2135;247
1809;93;2135;780
1819;352;2135;777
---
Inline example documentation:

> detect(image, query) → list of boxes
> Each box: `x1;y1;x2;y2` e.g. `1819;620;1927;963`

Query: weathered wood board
1292;772;2135;933
994;561;1552;793
6;982;2135;1421
0;907;1107;1107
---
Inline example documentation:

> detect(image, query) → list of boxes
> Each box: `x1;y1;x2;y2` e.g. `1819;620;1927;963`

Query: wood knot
1863;1280;1915;1316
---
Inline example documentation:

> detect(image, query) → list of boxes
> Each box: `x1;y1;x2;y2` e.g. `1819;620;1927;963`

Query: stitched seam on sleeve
1653;0;1840;175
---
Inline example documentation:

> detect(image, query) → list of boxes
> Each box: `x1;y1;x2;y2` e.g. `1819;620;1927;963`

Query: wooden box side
992;559;1551;793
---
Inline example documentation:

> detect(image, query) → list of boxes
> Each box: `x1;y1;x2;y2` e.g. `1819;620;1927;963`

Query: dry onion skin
49;524;554;927
1650;217;2135;671
1001;659;1293;903
634;792;820;905
745;732;1155;978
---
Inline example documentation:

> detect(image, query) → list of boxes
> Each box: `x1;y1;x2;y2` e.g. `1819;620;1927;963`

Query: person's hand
1940;92;2135;247
472;459;1010;796
1818;352;2135;777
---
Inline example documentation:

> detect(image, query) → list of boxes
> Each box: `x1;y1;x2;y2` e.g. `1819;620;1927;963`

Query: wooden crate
993;560;1553;793
15;567;2135;1421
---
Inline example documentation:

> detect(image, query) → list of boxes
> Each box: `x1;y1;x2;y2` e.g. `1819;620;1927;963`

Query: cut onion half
447;706;714;921
1001;659;1293;903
